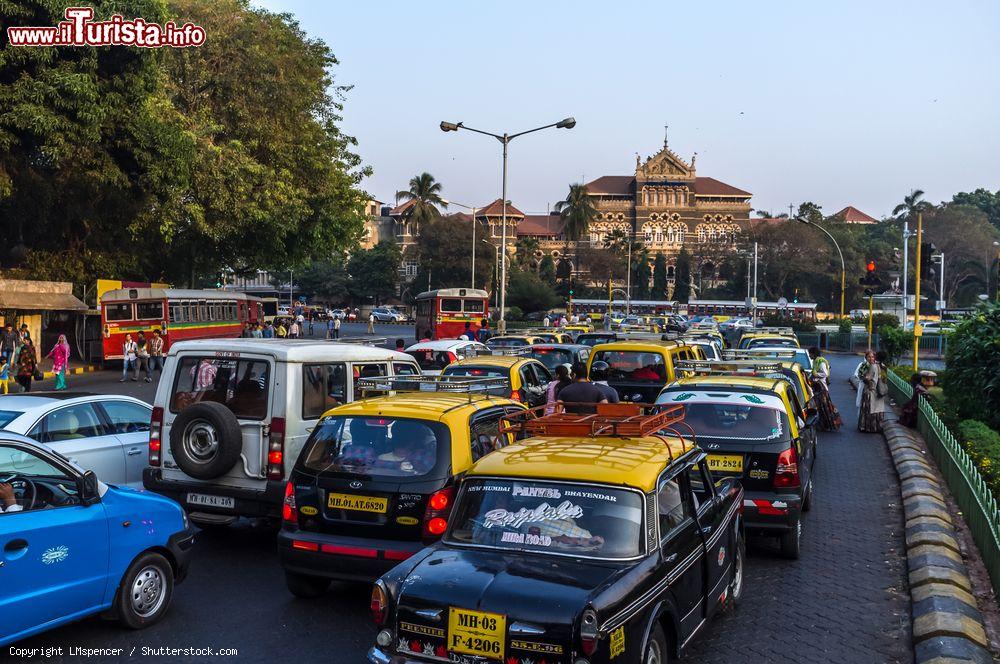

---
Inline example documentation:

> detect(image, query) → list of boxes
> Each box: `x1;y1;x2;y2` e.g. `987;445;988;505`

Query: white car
0;393;152;489
371;307;407;323
404;339;489;375
141;339;421;526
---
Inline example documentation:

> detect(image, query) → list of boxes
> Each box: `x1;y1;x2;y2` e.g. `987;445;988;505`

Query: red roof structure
833;206;878;224
517;214;563;237
476;199;525;218
583;175;750;198
388;199;417;216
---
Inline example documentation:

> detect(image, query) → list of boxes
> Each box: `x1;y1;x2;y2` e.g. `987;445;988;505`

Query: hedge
957;419;1000;501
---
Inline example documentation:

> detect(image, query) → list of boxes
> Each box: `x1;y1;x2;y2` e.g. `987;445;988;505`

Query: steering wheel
0;473;36;511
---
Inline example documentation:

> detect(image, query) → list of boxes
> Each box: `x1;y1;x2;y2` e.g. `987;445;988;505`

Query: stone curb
882;421;994;662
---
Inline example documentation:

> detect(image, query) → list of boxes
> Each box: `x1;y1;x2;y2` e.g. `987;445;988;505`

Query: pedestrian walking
276;320;287;338
542;314;551;328
807;347;841;430
589;361;620;404
900;370;937;428
367;312;375;334
46;334;71;391
857;350;887;433
289;320;300;339
459;322;473;341
251;323;263;339
148;329;165;375
15;334;38;393
475;319;492;344
308;312;315;336
0;356;11;394
262;322;275;338
556;361;608;414
0;323;16;364
136;331;152;382
120;334;138;382
332;316;341;339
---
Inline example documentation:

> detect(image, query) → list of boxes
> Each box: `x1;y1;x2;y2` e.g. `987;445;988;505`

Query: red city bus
101;288;262;359
414;288;489;340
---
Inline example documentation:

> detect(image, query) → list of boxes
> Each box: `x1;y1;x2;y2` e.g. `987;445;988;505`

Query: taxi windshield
299;416;447;479
447;479;644;559
527;348;574;371
592;350;667;382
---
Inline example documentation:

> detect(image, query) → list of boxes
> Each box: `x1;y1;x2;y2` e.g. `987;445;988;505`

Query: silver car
0;393;151;489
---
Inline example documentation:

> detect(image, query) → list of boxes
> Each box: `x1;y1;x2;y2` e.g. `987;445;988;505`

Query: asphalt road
12;346;911;663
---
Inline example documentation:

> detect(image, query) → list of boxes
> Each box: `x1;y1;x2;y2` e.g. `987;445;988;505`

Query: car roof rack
329;337;388;346
488;346;532;356
357;375;509;398
675;359;785;375
501;403;694;450
753;327;795;335
724;348;798;359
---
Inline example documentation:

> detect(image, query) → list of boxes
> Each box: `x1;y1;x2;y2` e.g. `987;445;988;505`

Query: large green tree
672;248;692;302
652;254;668;298
395;172;444;232
951;188;1000;231
506;267;561;314
413;214;495;291
348;241;401;304
892;189;933;221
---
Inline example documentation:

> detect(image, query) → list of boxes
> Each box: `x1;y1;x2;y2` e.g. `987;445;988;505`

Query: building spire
663;123;669;148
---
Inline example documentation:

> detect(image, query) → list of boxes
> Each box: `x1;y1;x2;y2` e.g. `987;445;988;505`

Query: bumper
742;491;802;533
368;647;428;664
166;526;197;584
143;467;285;519
278;529;426;582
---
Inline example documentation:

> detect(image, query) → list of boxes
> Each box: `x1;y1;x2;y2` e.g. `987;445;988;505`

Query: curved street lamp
796;216;846;318
440;118;576;332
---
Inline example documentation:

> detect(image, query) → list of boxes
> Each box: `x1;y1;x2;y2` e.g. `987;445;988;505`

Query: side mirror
79;470;101;506
804;408;819;428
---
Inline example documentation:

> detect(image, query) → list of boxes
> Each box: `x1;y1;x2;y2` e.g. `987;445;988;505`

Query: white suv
142;339;420;525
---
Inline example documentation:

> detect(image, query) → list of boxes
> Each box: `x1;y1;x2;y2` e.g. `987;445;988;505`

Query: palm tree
395;172;444;233
893;189;933;220
555;183;597;278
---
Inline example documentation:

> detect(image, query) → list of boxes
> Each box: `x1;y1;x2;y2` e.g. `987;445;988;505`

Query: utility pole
788;203;794;219
902;221;910;324
912;214;923;372
752;242;759;322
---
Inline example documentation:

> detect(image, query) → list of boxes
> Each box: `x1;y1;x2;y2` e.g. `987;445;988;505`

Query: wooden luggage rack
501;402;695;443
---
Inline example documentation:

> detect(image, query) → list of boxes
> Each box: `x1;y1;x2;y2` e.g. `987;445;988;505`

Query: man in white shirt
0;482;23;513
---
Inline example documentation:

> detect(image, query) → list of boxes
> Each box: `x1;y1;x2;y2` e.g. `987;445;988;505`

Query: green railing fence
887;370;1000;595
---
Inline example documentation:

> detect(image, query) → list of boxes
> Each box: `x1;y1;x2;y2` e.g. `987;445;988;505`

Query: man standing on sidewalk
367;312;375;335
148;329;165;376
332;316;341;339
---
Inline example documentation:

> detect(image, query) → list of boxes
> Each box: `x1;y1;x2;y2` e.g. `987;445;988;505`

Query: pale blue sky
257;0;999;219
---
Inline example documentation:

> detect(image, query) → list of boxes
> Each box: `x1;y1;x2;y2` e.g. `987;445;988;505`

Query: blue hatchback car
0;432;194;646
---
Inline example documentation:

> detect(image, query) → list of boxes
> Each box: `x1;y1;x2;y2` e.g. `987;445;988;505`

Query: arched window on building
697;225;708;243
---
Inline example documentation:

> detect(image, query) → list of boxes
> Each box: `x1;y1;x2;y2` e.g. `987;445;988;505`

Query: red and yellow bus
414;288;489;340
101;288;262;359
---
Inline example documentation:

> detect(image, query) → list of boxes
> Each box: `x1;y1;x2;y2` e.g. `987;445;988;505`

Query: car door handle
127;449;143;456
700;526;712;536
4;539;27;552
664;553;678;563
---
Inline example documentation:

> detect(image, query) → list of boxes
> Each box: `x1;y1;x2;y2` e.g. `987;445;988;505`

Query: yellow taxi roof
672;374;789;393
590;340;689;353
322;393;511;421
467;435;696;492
448;355;526;368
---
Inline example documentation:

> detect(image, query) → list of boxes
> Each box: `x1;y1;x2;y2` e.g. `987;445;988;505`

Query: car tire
779;518;802;560
802;480;814;513
169;401;243;480
285;571;331;598
116;552;174;629
725;526;746;610
644;623;671;664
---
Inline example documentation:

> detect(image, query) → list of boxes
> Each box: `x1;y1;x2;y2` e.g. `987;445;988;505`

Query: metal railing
887;370;1000;594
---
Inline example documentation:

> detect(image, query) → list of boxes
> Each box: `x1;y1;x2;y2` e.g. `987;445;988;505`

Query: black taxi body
657;375;817;558
368;404;745;664
278;379;525;594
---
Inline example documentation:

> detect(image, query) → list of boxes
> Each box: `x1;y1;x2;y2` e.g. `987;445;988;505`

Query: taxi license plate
326;493;388;513
448;608;506;660
186;493;235;509
706;454;744;473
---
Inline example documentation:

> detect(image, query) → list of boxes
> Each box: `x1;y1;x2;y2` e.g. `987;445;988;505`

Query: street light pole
752;242;759;322
797;217;846;317
440;117;576;333
902;221;911;320
441;199;479;289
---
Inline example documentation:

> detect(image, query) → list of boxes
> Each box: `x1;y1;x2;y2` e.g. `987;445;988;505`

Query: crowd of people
0;323;77;393
119;329;165;383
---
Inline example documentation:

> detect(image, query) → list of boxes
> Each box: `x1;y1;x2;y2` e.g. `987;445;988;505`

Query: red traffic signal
866;260;876;273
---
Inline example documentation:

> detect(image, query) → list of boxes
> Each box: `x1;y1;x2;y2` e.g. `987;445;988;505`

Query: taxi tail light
371;581;389;625
510;389;524;402
422;486;455;543
282;481;297;524
580;608;599;656
773;446;800;489
148;407;163;466
267;417;286;480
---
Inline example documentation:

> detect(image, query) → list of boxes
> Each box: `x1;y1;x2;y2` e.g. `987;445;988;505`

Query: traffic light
569;289;574;296
920;242;936;276
859;259;882;297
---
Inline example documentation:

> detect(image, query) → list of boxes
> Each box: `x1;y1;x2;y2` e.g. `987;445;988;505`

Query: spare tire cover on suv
169;401;244;480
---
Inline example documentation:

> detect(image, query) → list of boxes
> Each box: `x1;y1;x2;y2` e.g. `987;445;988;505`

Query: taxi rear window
674;402;789;444
441;366;509;396
527;348;573;371
487;337;528;348
299;416;448;480
448;479;644;559
592;350;666;382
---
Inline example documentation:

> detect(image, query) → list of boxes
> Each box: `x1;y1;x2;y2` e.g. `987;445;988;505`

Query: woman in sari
857;350;887;433
807;347;842;430
46;334;71;390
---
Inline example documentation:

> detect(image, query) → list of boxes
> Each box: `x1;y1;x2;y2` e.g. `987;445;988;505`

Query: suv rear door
161;353;275;490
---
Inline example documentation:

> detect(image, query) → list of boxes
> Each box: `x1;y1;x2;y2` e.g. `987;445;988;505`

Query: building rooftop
833;206;878;224
582;175;750;198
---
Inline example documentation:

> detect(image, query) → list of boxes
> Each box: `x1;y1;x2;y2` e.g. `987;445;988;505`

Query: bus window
417;300;432;316
170;302;184;323
105;303;133;321
464;299;485;314
136;302;164;320
441;298;463;313
229;303;237;320
198;302;208;321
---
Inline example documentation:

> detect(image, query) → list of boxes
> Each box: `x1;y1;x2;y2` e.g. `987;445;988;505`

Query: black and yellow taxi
737;327;799;350
576;332;623;347
657;374;817;558
587;339;705;403
530;330;575;344
367;404;745;664
441;354;553;408
676;359;814;415
277;377;526;595
486;334;547;349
